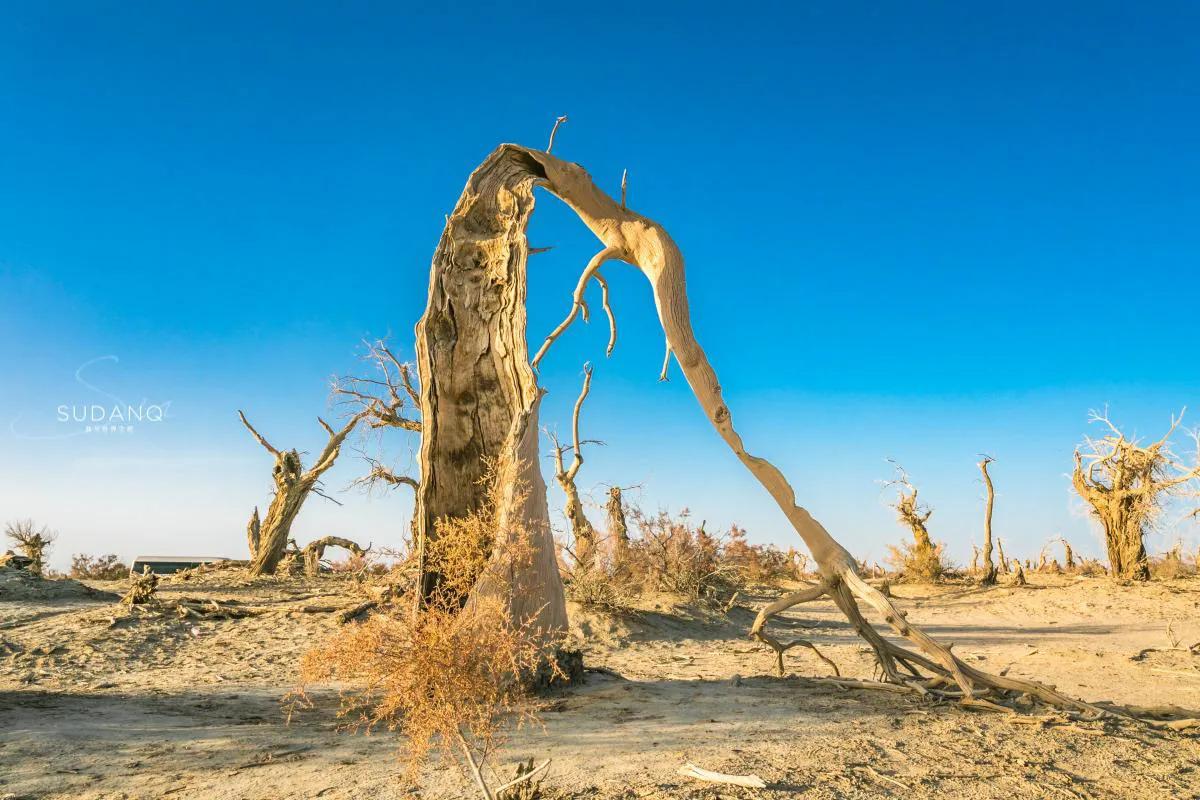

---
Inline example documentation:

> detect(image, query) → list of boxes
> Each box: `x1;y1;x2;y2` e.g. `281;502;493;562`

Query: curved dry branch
593;273;618;357
564;364;593;482
531;247;621;369
506;143;1151;720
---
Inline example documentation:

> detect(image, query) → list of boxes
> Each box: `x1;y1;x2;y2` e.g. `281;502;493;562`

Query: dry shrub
621;508;740;603
563;559;635;614
298;595;544;786
295;462;557;797
326;552;389;575
885;540;951;583
69;553;127;580
562;509;792;611
6;519;56;576
723;525;793;585
1149;544;1198;580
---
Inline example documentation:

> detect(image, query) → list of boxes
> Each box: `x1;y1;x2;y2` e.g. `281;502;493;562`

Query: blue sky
2;2;1198;570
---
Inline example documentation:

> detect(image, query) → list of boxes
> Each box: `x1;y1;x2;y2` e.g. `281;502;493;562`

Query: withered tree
239;409;368;575
415;137;1176;720
547;364;600;572
978;456;998;585
5;519;55;576
1072;409;1200;581
883;463;943;582
606;486;631;561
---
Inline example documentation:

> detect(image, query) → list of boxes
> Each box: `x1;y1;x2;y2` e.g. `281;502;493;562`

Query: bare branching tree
5;519;56;576
1072;409;1200;581
239;408;368;575
978;456;998;585
547;364;601;573
334;339;422;494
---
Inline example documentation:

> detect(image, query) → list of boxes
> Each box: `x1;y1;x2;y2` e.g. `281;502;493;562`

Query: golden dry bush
295;462;560;798
298;594;545;785
885;540;950;584
422;458;505;608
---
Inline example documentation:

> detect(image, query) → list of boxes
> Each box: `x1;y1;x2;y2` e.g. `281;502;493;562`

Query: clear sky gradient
2;2;1198;570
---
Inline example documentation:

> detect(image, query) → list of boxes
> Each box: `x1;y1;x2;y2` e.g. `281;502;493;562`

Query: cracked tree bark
413;147;567;638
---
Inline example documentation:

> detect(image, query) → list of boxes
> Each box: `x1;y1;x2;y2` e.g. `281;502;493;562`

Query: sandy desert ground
1;566;1198;799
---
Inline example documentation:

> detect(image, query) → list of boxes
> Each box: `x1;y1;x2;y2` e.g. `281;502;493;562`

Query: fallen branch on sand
677;763;766;788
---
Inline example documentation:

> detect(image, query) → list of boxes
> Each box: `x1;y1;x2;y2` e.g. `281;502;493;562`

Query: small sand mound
0;566;118;602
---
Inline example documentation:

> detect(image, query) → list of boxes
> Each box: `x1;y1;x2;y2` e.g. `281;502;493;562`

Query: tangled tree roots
749;573;1199;729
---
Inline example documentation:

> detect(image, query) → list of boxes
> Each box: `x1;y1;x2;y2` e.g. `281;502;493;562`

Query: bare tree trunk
1059;537;1075;570
413;147;567;636
469;394;569;640
997;538;1008;573
606;486;629;563
978;457;997;585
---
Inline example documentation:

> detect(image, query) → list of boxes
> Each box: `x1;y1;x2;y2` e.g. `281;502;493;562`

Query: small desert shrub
1149;546;1198;580
564;564;635;613
5;519;56;576
326;553;389;575
722;525;793;585
622;508;741;603
69;553;127;580
885;540;951;583
298;594;545;788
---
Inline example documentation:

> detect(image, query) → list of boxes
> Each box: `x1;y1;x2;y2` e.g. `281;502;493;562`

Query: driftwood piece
677;763;766;789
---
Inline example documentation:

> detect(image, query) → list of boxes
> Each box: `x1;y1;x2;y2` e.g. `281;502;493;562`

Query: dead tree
883;464;943;582
996;537;1008;573
547;364;600;572
334;339;422;496
4;520;55;577
413;146;569;640
1057;537;1076;571
239;409;368;575
419;138;1173;720
1072;409;1200;581
978;456;998;585
301;535;369;577
606;486;630;560
1010;559;1027;586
